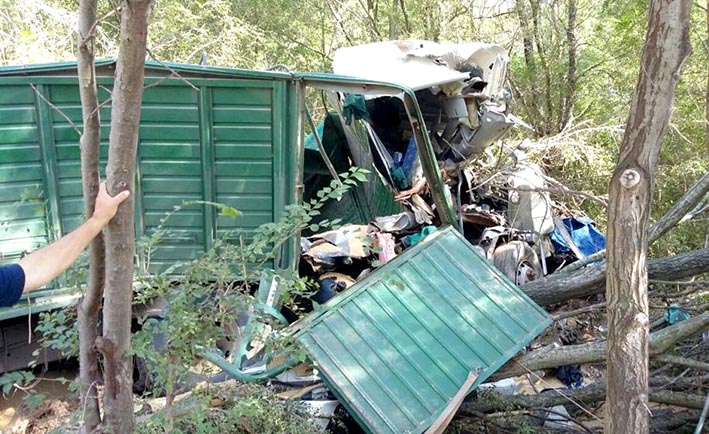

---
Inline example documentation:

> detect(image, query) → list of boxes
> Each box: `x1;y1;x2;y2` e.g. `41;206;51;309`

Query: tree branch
523;248;709;306
490;311;709;380
30;83;82;136
648;170;709;242
655;354;709;372
462;381;706;413
561;169;709;273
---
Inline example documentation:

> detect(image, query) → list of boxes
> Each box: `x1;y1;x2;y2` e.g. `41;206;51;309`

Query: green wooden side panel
0;64;295;313
0;84;50;263
295;227;552;434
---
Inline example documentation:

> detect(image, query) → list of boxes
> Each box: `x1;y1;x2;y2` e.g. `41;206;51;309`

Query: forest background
1;0;707;255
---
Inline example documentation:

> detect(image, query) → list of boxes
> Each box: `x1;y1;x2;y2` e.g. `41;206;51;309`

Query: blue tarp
550;217;606;258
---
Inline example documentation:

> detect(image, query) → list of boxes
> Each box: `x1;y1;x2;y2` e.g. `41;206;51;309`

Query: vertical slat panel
199;86;216;251
34;84;62;242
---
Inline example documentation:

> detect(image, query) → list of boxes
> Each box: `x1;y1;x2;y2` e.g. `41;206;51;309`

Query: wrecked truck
0;41;584;432
199;40;561;434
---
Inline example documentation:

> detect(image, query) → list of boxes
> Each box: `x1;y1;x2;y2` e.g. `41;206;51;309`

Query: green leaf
219;205;239;219
309;224;320;232
23;392;45;412
351;171;369;182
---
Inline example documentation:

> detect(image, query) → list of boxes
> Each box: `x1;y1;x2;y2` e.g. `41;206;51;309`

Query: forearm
18;217;105;292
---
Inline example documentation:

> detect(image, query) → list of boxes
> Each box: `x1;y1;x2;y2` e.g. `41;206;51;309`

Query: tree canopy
3;0;704;254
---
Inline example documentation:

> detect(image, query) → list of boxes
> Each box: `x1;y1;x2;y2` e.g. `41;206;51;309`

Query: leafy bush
135;382;320;434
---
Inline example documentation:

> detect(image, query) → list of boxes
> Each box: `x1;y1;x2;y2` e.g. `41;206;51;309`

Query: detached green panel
296;227;551;434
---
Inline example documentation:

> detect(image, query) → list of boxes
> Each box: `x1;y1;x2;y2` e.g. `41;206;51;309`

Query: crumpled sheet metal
333;40;508;94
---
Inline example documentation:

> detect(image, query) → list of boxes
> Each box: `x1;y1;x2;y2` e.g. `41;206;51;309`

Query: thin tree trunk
516;0;536;72
605;0;690;432
560;0;577;131
387;0;396;39
515;0;545;136
529;0;553;135
76;0;103;431
101;1;152;433
706;0;709;155
398;0;410;35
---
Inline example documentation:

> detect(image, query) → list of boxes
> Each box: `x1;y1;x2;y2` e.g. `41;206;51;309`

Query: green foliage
0;369;35;396
135;383;320;434
130;168;368;407
36;308;79;359
34;250;90;360
0;369;49;413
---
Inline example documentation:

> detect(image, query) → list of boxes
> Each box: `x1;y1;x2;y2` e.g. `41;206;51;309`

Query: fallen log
522;248;709;306
461;380;706;413
490;311;709;380
655;354;709;372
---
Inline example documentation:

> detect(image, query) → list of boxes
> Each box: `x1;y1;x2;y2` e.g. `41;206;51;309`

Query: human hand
92;182;130;226
394;179;427;202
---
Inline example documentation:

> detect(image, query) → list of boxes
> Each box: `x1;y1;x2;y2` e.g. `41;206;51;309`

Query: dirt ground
1;367;78;434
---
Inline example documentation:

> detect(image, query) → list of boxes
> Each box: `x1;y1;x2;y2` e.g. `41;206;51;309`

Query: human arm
17;182;129;293
394;177;428;202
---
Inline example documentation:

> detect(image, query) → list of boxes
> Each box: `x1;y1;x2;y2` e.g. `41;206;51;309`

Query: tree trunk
560;0;576;131
522;247;709;306
605;1;690;431
387;0;396;39
516;0;536;73
101;1;152;433
706;0;709;156
76;0;103;432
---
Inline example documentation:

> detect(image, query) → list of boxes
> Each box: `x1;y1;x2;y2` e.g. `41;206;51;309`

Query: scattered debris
542;404;577;430
664;303;691;325
203;39;610;432
477;378;519;396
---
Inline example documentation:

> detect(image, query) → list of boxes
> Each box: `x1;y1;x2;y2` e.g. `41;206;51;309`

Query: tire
492;240;543;286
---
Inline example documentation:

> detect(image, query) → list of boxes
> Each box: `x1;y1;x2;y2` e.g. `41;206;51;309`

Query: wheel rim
515;261;538;285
